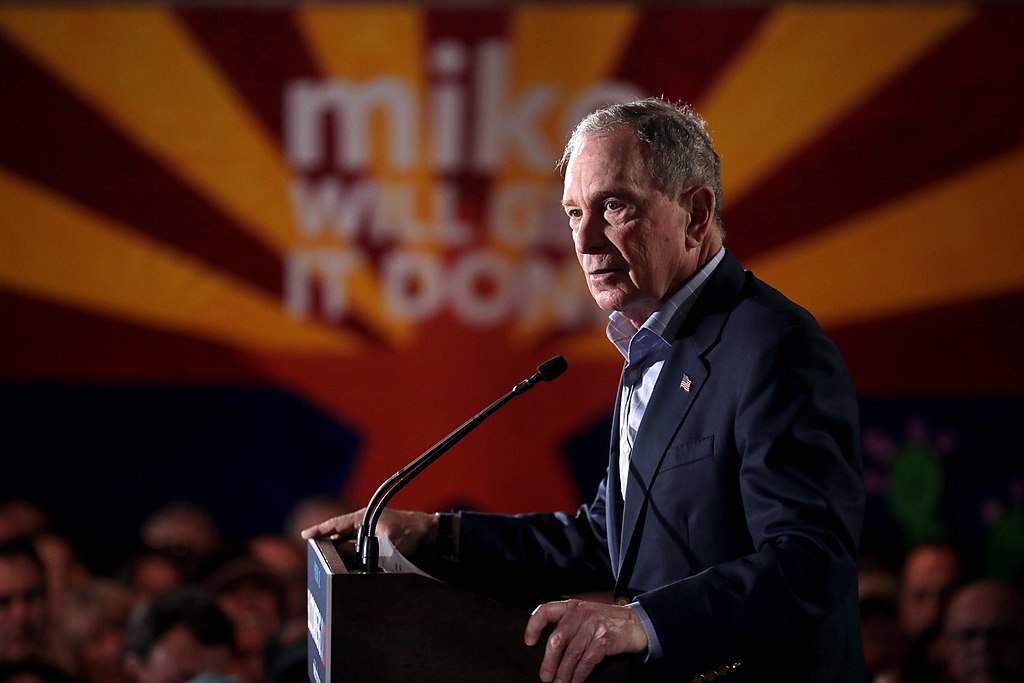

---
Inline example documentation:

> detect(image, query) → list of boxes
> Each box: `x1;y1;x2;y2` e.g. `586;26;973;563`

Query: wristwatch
433;512;459;560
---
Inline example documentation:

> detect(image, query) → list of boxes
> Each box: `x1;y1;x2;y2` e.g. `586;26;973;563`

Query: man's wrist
627;601;660;661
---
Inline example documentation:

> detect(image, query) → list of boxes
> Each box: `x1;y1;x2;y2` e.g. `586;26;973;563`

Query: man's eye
604;200;624;212
567;208;583;219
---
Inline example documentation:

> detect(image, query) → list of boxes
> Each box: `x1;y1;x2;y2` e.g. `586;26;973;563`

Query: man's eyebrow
561;188;634;209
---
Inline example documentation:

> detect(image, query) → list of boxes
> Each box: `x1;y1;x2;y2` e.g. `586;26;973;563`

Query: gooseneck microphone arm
357;355;568;573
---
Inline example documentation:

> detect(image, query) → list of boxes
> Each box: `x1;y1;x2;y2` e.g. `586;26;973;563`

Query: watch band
433;512;459;560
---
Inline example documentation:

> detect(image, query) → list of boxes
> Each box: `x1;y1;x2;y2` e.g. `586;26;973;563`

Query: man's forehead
563;132;644;193
576;128;639;159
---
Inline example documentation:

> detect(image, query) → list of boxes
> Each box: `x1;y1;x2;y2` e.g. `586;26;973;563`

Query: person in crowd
50;579;133;683
202;556;288;683
876;543;965;683
303;97;865;682
122;586;239;683
0;520;15;546
140;503;222;582
0;503;89;623
899;543;964;640
33;532;89;622
0;538;50;666
245;536;305;649
942;580;1024;683
859;566;909;682
0;503;48;544
116;549;186;609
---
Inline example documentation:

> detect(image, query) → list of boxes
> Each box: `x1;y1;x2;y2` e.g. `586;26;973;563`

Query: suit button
613;596;629;606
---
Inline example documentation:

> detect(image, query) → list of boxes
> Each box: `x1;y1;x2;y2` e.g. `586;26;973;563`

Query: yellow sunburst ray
700;4;974;203
0;170;361;354
505;5;641;179
510;5;639;93
748;146;1024;329
0;5;407;347
0;5;295;253
296;5;423;82
505;5;640;343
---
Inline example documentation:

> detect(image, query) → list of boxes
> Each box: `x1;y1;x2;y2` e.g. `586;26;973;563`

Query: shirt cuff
627;601;662;662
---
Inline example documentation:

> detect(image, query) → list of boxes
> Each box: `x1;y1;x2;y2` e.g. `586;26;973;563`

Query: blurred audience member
898;625;946;683
246;537;306;683
0;503;48;543
203;557;286;683
140;503;221;580
51;579;132;683
246;537;304;647
33;533;89;620
116;550;186;609
123;587;239;683
0;520;15;546
899;543;964;639
0;539;49;665
282;496;349;548
943;580;1024;683
860;566;909;682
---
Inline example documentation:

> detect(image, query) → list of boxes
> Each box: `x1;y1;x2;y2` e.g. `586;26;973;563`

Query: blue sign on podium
307;538;339;683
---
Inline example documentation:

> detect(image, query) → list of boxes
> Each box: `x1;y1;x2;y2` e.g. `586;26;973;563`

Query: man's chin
589;287;630;311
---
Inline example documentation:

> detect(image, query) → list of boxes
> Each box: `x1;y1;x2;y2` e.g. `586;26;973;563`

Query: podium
307;538;630;683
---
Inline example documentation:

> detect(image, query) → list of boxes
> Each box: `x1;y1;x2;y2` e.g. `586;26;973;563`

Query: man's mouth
589;267;621;278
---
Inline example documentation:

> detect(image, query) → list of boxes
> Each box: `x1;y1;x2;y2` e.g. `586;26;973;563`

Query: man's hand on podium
524;599;647;683
300;508;440;559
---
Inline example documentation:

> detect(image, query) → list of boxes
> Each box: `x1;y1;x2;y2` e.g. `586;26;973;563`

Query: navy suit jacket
458;251;866;681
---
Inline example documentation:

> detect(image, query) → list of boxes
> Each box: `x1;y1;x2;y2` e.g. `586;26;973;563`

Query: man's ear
683;185;716;246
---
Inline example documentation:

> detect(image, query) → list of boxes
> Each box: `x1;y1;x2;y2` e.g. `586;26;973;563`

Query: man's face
562;128;700;328
944;585;1024;683
216;583;282;654
0;556;48;662
899;546;961;637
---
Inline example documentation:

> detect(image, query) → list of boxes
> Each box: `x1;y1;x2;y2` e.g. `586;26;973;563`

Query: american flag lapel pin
679;373;692;392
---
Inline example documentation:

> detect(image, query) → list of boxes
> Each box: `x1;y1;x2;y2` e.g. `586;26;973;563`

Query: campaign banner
1;4;1022;561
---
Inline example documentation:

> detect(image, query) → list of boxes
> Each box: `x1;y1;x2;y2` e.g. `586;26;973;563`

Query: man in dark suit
303;98;866;683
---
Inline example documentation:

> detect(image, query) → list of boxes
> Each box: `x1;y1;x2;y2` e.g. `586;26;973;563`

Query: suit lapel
606;367;626;571
614;251;748;586
617;341;707;580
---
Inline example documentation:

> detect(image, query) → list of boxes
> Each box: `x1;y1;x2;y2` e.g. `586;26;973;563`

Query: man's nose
574;213;605;253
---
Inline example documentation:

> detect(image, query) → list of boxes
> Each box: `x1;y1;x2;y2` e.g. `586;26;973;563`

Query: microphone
512;355;568;394
356;355;568;573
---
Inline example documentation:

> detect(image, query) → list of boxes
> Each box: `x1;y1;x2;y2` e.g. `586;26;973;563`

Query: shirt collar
607;246;726;363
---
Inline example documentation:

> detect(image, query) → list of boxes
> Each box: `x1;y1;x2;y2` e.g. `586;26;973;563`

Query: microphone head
537;356;568;382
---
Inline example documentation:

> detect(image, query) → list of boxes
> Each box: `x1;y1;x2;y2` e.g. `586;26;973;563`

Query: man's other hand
299;508;439;558
524;599;648;683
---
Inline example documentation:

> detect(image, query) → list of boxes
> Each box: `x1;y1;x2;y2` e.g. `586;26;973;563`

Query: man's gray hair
558;97;725;232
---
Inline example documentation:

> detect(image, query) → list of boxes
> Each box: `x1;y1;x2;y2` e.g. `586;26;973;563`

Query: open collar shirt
607;247;725;500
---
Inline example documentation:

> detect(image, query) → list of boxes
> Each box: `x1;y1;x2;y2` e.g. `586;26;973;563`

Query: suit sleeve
454;476;615;605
